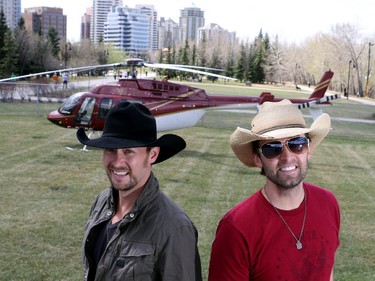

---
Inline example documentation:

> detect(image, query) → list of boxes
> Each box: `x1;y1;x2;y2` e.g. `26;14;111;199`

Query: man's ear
252;151;263;168
307;146;312;161
149;147;160;164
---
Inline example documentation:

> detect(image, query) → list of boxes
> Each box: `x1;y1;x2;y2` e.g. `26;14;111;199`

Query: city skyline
22;0;374;44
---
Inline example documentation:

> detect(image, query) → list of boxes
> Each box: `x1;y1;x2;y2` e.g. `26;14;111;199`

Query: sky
22;0;375;44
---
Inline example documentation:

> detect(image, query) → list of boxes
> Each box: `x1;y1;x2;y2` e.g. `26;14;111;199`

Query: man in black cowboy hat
208;100;340;281
77;102;202;281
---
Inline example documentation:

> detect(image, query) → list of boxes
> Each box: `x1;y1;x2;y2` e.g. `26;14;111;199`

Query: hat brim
77;128;186;164
230;113;331;167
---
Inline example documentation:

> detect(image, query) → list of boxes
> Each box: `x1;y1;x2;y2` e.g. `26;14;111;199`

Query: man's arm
208;220;249;281
160;225;202;281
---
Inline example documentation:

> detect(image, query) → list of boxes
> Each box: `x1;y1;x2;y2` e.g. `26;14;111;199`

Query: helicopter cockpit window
58;92;85;115
75;97;96;125
99;98;113;119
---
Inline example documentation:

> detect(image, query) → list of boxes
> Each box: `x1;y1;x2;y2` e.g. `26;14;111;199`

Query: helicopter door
75;97;96;125
98;98;113;119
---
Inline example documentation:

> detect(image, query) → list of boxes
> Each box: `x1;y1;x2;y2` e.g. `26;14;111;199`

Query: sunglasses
258;136;310;159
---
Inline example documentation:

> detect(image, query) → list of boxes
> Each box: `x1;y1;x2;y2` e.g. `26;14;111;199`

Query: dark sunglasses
258;136;310;159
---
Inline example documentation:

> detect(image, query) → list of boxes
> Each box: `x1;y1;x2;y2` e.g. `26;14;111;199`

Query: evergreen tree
250;30;267;83
0;29;18;77
198;33;207;67
235;43;246;82
191;44;197;66
225;46;236;78
207;47;221;82
0;10;9;61
48;28;60;57
181;40;190;65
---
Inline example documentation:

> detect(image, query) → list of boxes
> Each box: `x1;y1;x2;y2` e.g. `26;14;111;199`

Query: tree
191;44;197;66
251;30;268;83
14;16;31;75
235;43;247;82
331;23;365;96
48;28;60;57
0;29;18;77
198;33;207;67
225;45;236;78
265;35;286;83
0;10;9;64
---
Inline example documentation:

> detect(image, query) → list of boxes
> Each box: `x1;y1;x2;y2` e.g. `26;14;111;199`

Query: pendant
296;241;302;250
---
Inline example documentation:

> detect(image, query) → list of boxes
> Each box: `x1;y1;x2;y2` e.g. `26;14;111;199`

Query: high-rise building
90;0;122;44
81;7;91;41
179;7;205;43
198;23;237;46
23;7;67;40
0;0;21;30
104;6;149;56
158;17;180;49
135;5;158;52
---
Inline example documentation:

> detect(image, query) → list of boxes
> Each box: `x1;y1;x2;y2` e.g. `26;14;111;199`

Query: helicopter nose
47;110;65;127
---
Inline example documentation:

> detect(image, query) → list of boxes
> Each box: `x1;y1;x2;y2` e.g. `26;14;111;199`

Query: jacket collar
108;172;160;219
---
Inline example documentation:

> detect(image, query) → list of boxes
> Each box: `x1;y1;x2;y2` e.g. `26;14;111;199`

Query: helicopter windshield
58;92;87;115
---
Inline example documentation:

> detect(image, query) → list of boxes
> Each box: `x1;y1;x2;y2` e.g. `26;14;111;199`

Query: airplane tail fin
308;70;334;99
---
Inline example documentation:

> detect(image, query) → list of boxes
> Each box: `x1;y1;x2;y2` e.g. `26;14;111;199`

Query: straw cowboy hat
230;99;331;167
77;101;186;164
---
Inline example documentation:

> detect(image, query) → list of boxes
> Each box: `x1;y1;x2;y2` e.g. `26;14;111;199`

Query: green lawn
0;84;374;280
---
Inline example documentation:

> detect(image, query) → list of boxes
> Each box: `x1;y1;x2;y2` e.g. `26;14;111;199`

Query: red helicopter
1;58;339;133
46;64;338;132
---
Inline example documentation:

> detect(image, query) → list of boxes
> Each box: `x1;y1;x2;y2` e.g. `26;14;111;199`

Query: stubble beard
107;155;149;192
265;165;308;190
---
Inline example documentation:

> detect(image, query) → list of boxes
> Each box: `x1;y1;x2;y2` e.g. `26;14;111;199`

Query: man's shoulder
220;190;263;222
304;182;335;196
304;182;339;205
153;191;195;227
93;188;112;206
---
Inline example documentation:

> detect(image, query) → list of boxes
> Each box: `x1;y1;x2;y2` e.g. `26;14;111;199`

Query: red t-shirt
208;182;340;281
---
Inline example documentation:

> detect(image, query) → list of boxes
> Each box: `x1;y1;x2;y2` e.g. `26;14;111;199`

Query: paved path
347;96;375;106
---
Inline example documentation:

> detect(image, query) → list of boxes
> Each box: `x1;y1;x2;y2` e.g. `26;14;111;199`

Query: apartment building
0;0;21;30
23;7;67;39
90;0;122;44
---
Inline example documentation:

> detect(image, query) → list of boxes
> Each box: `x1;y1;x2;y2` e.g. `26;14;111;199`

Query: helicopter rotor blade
0;62;125;82
144;63;237;81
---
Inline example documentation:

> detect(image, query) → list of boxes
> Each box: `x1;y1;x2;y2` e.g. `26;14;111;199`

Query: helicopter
0;58;339;133
46;66;338;132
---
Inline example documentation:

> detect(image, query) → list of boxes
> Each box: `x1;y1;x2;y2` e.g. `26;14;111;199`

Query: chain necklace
263;186;307;250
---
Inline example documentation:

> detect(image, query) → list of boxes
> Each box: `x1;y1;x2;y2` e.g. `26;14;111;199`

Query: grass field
0;82;374;280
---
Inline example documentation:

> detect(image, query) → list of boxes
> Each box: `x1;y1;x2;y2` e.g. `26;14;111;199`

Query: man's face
254;135;311;189
102;146;160;194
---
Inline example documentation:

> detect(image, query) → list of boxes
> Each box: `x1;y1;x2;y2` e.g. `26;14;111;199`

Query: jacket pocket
108;241;156;281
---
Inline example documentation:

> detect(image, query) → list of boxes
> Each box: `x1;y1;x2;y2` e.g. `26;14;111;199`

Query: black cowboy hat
76;102;186;164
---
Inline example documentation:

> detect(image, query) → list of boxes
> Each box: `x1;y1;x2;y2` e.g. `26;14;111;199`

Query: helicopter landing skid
64;130;102;151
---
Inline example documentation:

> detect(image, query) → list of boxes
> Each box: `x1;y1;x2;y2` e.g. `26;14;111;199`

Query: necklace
263;187;307;250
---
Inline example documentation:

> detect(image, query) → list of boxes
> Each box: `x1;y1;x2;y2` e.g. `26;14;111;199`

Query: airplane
46;68;338;133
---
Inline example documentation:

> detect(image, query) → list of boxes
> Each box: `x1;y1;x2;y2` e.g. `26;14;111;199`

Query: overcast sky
22;0;375;44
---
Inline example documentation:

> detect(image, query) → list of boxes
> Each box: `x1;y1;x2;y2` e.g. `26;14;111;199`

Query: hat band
257;124;306;135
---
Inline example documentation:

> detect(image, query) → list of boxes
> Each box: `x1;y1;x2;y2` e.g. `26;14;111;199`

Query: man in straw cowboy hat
208;99;340;281
77;102;202;281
